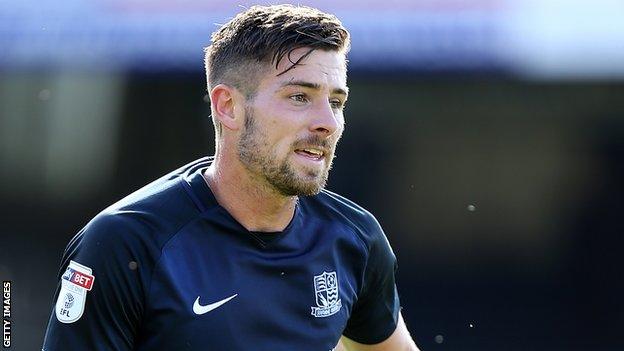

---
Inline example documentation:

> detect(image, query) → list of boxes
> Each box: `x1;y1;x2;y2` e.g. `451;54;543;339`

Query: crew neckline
184;162;302;247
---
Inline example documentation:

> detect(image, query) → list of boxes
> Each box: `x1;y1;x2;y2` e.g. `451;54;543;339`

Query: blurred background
1;0;624;350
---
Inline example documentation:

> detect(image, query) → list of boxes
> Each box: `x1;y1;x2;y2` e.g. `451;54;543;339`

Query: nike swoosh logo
193;294;238;315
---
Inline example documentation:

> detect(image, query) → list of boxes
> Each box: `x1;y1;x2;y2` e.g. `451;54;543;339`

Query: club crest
311;271;342;318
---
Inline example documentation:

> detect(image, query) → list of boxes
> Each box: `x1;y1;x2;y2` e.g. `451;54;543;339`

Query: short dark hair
204;4;350;98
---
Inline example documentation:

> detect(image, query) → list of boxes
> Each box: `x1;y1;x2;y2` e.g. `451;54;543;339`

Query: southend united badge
311;271;341;318
55;260;95;323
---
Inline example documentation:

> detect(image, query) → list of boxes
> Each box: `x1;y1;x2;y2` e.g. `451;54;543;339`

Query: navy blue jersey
42;158;400;351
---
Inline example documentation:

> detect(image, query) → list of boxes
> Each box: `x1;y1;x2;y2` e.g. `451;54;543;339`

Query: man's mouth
294;147;325;161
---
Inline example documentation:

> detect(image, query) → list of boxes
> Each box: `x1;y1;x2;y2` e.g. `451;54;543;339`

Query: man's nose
309;100;341;136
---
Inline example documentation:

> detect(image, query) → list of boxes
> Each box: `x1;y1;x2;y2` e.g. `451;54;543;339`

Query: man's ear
210;84;244;131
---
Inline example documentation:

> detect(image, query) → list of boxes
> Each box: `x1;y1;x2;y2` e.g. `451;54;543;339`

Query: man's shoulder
110;157;209;212
81;158;210;249
307;189;385;247
313;189;373;220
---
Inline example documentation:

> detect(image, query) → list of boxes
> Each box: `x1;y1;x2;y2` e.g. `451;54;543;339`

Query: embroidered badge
55;260;95;323
311;271;342;318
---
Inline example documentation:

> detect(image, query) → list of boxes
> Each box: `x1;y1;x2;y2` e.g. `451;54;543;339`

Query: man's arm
43;213;152;350
338;312;420;351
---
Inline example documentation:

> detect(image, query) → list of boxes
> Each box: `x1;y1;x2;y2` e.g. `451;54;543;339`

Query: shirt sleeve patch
55;260;95;324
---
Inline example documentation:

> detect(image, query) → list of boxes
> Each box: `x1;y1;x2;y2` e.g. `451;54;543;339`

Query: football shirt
42;158;400;350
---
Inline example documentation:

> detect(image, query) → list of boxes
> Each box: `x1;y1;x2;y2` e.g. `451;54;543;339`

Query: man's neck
203;156;297;233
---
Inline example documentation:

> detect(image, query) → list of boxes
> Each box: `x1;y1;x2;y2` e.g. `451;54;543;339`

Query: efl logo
56;261;94;324
62;267;94;291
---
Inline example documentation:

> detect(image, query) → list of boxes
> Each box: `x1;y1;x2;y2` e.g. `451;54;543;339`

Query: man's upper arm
42;213;156;350
339;312;419;351
340;211;420;350
342;213;401;343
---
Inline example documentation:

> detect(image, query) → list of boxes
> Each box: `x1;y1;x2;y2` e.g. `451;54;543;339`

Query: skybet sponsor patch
55;260;95;323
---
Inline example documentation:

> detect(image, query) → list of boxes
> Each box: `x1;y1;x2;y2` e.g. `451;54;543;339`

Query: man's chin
274;176;326;197
293;184;325;197
266;160;330;196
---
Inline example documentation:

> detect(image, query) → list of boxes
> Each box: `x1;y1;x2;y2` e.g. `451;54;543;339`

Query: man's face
237;48;348;196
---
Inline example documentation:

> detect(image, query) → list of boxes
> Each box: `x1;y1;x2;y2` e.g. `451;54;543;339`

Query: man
43;5;419;351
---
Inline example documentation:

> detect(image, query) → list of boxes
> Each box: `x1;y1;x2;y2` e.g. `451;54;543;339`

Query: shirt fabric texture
42;157;400;351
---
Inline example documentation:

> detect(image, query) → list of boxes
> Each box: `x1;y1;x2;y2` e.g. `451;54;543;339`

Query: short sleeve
342;217;401;344
42;213;156;351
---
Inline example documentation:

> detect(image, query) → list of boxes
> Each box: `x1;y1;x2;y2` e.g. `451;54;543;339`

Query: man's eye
330;99;344;109
290;94;308;104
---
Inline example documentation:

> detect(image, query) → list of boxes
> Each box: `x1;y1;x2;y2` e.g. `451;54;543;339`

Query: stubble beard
237;106;334;197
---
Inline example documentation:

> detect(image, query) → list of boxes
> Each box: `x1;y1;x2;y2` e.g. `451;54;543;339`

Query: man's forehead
276;77;349;96
277;49;346;72
267;49;348;91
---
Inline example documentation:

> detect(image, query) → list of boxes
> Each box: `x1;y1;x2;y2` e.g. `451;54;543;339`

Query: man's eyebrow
277;80;349;96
